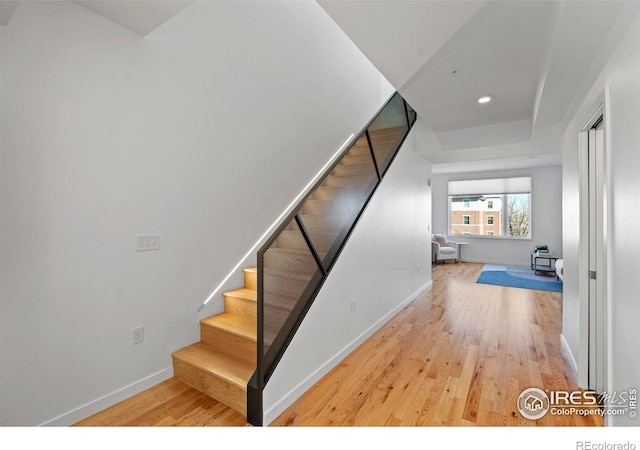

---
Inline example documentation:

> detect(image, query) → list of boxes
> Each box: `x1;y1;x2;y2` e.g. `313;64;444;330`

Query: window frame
447;177;532;240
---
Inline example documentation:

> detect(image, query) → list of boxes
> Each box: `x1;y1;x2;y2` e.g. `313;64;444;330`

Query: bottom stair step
172;342;254;416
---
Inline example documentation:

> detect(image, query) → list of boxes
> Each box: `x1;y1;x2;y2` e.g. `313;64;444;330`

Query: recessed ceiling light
478;96;492;104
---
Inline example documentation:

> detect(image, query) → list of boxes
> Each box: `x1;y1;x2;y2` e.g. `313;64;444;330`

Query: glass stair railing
247;92;417;425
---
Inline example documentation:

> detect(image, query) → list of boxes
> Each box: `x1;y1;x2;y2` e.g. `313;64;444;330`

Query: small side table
530;251;558;276
449;241;468;263
456;242;468;262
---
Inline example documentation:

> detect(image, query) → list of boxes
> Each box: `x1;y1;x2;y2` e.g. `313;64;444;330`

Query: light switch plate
133;326;144;344
136;234;160;251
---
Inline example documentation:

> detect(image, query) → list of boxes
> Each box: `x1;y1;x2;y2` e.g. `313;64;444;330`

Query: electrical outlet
133;326;144;345
136;234;160;251
351;299;357;313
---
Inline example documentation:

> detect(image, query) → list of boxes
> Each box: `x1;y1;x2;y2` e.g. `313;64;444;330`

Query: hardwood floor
73;377;248;426
74;262;602;427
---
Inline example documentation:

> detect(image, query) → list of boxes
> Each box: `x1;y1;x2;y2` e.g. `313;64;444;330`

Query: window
448;177;531;238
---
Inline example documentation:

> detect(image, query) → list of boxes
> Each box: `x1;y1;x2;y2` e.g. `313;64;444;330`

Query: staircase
171;267;257;416
168;136;378;418
171;93;416;424
170;128;409;420
168;137;382;418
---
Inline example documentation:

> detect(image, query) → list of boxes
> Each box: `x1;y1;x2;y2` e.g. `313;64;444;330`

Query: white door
587;115;605;394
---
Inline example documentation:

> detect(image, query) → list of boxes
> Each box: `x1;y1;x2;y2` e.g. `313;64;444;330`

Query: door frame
577;87;611;398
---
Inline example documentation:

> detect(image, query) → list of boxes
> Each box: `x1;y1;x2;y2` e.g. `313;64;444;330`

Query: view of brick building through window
450;194;530;237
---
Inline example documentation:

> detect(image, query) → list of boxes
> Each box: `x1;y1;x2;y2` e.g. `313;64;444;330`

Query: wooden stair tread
201;313;256;341
264;246;327;256
223;288;257;302
277;227;336;236
172;342;254;389
369;126;405;135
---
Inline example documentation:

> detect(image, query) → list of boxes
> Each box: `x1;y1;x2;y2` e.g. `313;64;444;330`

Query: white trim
458;257;530;268
39;367;174;426
263;280;433;425
577;90;609;390
603;85;613;405
561;333;578;379
578;121;590;388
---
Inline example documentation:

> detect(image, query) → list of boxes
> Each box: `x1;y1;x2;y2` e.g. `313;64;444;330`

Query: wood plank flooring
74;262;602;427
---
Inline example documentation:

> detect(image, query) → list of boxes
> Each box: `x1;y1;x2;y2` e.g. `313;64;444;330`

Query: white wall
561;5;640;427
263;123;432;424
0;0;393;426
431;166;562;267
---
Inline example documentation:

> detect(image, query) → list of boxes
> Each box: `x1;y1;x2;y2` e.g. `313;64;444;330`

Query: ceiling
0;2;20;26
2;1;635;173
318;0;632;172
73;1;194;36
0;1;194;35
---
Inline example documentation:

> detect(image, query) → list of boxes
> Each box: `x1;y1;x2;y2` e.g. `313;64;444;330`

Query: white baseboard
560;334;578;380
459;257;530;268
263;280;433;425
40;367;174;426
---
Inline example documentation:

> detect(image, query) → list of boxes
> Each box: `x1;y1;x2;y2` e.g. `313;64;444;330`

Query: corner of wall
560;333;578;382
40;367;173;426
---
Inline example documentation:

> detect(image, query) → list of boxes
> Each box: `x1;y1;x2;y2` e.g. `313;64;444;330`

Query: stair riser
173;358;247;416
262;266;319;284
370;135;402;145
300;200;357;217
339;154;377;166
331;163;376;177
372;148;393;162
310;187;367;202
321;176;374;189
201;326;256;365
296;216;346;233
369;127;405;137
345;144;372;156
273;233;332;255
264;273;310;295
244;270;257;291
224;295;256;322
263;249;322;267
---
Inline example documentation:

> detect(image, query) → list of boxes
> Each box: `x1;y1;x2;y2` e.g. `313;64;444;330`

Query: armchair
555;259;564;281
432;234;459;264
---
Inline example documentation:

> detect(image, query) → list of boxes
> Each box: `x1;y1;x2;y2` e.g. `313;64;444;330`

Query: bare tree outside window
507;194;530;237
